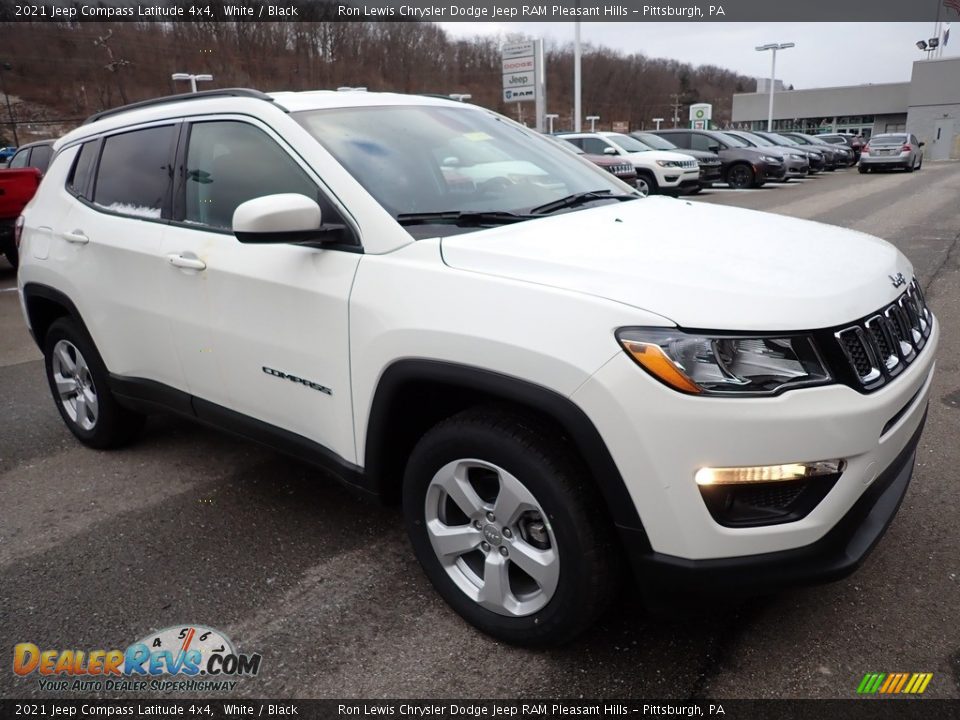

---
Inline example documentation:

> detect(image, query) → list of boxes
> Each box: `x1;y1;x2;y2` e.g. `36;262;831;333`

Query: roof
56;88;471;151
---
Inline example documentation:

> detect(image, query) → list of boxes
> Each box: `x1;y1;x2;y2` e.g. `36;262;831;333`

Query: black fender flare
364;359;648;536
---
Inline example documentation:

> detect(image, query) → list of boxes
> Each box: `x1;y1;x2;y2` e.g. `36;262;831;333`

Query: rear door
52;124;185;390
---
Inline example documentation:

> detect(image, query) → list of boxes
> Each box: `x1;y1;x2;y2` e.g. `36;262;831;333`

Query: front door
161;117;361;464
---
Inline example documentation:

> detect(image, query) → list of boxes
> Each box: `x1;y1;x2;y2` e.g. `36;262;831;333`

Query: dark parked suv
629;131;722;192
651;129;786;189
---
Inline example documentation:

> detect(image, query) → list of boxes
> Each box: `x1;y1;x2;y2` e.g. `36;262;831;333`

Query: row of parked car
553;128;923;196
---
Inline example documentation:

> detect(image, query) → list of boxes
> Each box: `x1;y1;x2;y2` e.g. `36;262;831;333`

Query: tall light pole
653;117;664;130
586;115;599;132
172;72;213;93
574;21;582;132
755;42;794;132
545;113;559;133
0;62;17;145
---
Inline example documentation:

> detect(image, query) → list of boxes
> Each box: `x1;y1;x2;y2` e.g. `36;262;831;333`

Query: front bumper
571;316;938;567
761;162;786;180
621;411;925;596
659;168;700;188
784;158;810;178
698;165;723;185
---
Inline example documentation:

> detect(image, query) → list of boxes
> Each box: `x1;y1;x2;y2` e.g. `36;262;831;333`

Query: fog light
695;460;845;486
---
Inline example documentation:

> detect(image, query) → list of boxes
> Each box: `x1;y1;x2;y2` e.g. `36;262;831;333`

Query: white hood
624;149;696;164
440;197;913;332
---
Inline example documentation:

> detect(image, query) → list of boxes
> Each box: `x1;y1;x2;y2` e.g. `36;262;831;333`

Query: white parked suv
16;89;938;646
558;131;700;197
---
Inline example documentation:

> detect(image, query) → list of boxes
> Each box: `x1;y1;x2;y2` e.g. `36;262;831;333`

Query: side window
563;137;584;150
67;141;98;200
689;134;714;152
581;137;612;155
30;145;52;173
93;125;175;219
8;149;29;168
183;121;323;231
666;133;691;149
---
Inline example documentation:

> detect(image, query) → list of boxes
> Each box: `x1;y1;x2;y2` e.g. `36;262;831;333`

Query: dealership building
731;56;960;160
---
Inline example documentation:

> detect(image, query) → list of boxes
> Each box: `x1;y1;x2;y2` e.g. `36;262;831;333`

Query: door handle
167;253;207;271
62;230;89;245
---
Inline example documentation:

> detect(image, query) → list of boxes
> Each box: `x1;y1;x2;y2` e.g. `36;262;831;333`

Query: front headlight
616;328;832;396
759;154;781;163
655;160;681;168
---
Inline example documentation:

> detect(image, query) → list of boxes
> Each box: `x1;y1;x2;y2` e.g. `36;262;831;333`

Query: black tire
3;245;17;270
403;407;620;646
905;161;915;173
43;317;145;449
635;171;658;197
725;163;755;190
858;166;868;174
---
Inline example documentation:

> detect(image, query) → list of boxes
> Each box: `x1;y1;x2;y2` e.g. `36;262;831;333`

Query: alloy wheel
51;339;99;431
423;458;560;617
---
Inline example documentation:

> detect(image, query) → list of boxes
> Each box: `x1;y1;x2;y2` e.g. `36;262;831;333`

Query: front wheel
635;172;658;197
725;163;755;190
858;165;868;174
403;408;620;646
43;318;145;448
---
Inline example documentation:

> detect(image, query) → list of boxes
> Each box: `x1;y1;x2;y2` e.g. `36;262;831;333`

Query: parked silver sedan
859;133;925;173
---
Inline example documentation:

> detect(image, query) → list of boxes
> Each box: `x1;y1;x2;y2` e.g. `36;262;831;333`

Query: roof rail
83;88;283;125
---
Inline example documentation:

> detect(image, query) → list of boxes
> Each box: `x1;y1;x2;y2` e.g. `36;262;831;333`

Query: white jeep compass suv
16;89;938;646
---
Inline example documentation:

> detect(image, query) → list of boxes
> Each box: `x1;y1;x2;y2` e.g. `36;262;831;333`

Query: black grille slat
834;279;932;391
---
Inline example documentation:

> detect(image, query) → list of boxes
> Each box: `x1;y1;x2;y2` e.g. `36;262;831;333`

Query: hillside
0;20;754;144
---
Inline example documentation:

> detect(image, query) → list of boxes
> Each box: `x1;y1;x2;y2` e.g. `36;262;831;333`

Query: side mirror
918;141;925;147
708;143;721;152
233;193;333;246
603;146;618;155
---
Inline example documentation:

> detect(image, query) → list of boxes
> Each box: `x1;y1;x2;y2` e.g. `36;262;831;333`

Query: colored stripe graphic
858;672;933;694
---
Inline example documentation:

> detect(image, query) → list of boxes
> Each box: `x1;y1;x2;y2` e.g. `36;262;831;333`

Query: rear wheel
43;318;145;448
3;245;17;270
725;163;755;190
403;408;620;646
858;166;868;174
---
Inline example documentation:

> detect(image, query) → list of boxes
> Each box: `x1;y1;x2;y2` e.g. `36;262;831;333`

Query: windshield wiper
396;210;535;227
529;190;639;215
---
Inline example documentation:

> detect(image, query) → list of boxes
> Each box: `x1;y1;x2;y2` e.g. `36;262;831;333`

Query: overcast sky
439;22;957;89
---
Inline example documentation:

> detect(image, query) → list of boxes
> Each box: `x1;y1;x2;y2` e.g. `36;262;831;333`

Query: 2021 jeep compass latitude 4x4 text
17;89;937;646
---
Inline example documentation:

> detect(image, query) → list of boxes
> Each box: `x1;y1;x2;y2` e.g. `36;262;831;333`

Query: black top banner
1;0;958;22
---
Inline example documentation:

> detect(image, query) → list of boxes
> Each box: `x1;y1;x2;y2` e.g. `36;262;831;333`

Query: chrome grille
835;279;932;390
681;159;698;169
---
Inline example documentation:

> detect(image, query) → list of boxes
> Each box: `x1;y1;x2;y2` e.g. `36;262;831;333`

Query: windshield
871;135;908;145
717;133;749;148
738;132;774;147
766;133;799;146
295;105;628;227
631;132;678;151
607;133;653;152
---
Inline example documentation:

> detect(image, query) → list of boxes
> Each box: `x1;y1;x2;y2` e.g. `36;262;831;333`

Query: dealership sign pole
502;39;546;132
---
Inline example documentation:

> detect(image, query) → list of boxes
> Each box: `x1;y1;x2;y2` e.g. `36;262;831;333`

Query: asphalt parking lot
2;162;959;701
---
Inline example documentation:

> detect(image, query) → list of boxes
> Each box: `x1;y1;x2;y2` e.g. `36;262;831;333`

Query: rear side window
581;137;613;155
93;125;175;219
689;134;715;152
182;121;319;230
8;149;29;168
67;142;98;200
30;145;52;173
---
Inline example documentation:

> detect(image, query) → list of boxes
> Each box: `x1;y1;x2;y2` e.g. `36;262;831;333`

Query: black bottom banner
1;700;959;720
